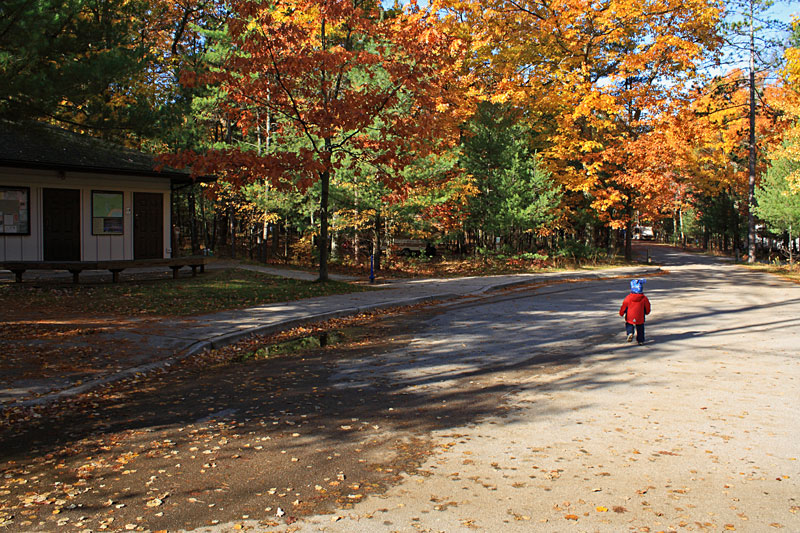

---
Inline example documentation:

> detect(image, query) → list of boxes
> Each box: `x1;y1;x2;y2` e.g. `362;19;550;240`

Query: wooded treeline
2;0;799;277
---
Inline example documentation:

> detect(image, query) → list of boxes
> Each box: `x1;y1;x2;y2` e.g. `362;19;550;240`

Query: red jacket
620;293;651;324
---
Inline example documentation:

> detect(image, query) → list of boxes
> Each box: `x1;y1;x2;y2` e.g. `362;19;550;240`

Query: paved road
212;245;800;532
1;262;658;408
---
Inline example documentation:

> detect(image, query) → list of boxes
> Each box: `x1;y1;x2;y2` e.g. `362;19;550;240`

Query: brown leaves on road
0;304;459;532
0;318;159;389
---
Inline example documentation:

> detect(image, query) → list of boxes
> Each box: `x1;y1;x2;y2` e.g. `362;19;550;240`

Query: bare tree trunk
317;147;331;281
259;99;272;264
625;221;633;262
261;219;270;263
673;211;679;245
284;223;290;263
201;189;211;253
624;204;634;261
353;184;360;263
171;188;180;257
270;222;280;258
216;210;225;250
733;200;740;255
747;1;757;263
189;185;199;255
373;209;382;272
229;205;236;259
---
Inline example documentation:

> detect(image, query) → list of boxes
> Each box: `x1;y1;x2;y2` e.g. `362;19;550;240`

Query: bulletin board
0;186;30;235
92;191;124;235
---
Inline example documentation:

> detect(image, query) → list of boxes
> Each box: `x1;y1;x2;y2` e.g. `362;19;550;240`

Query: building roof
0;120;196;183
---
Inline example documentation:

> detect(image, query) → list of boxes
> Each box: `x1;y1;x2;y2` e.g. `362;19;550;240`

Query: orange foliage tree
772;28;800;191
436;0;723;258
660;70;789;251
172;0;469;280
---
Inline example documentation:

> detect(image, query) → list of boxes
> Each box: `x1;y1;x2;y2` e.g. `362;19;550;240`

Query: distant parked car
393;238;436;257
633;226;655;241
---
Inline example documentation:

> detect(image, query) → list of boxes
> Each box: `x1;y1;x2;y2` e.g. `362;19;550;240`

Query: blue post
369;254;375;283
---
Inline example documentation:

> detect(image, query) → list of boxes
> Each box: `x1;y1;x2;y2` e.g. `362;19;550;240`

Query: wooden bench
1;256;216;283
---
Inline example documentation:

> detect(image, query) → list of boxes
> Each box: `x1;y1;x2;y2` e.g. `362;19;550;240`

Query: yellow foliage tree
772;33;800;191
436;0;723;258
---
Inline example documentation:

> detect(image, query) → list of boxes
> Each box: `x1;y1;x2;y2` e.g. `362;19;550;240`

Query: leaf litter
0;302;466;531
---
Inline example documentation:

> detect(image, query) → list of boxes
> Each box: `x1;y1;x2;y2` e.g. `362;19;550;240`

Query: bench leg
68;269;81;284
200;264;205;273
170;266;181;279
190;265;198;276
109;269;123;283
11;269;25;283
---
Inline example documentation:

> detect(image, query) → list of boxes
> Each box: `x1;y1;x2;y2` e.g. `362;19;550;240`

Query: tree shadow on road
1;259;798;531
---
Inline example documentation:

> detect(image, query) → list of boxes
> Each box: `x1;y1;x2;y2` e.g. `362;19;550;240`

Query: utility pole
747;0;757;263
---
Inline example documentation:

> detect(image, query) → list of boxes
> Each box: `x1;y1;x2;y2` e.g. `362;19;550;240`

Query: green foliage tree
720;0;794;262
696;191;745;252
462;102;562;251
754;157;800;263
1;0;227;140
0;0;151;131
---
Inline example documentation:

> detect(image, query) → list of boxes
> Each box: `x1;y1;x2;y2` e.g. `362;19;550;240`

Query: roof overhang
0;120;215;186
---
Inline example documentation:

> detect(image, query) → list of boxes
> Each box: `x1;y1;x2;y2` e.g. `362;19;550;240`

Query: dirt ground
0;307;506;532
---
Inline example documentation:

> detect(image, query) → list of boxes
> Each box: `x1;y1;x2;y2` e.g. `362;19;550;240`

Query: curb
5;359;184;409
1;293;461;411
182;293;461;358
2;267;660;411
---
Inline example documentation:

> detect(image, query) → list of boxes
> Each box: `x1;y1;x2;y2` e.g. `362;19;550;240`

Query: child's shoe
626;333;634;343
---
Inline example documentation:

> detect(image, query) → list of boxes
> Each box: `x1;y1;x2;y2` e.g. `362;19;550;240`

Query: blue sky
768;1;798;25
722;1;797;71
387;0;798;49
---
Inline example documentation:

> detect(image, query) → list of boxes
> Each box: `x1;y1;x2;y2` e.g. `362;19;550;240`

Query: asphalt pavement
3;244;796;533
2;258;660;409
209;243;799;533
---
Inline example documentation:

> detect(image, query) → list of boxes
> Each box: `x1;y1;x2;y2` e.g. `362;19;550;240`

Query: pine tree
754;157;800;263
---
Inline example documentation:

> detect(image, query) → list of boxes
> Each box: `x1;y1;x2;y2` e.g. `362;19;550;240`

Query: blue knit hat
630;278;645;294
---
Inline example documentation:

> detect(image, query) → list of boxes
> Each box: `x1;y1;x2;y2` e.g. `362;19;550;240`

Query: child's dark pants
626;323;645;344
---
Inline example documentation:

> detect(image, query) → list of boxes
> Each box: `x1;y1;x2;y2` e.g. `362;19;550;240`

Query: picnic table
1;256;215;283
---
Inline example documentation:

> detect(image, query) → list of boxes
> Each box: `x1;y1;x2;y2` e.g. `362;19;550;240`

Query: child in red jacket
620;278;651;345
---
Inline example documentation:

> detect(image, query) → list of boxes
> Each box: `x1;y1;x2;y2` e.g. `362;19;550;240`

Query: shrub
554;240;602;264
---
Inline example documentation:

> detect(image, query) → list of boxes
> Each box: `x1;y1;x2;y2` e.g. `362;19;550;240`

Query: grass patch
0;268;373;318
239;329;353;362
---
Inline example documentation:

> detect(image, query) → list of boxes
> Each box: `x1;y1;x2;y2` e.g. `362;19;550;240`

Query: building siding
0;168;171;262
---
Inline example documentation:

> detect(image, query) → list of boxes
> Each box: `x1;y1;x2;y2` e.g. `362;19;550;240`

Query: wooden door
133;192;163;259
43;188;81;261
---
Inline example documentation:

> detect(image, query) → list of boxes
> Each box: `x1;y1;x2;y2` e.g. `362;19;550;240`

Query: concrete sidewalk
2;264;660;409
176;264;663;357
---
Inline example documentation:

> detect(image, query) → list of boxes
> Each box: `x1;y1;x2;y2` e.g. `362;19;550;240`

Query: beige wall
0;167;172;262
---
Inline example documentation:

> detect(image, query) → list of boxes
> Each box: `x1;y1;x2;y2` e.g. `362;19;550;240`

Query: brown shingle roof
0;120;192;181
